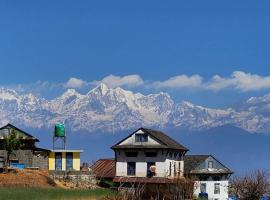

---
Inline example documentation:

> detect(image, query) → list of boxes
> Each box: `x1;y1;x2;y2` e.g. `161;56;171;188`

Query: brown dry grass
0;169;56;188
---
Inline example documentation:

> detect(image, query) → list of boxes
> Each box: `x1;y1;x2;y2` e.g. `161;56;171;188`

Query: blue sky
1;0;270;107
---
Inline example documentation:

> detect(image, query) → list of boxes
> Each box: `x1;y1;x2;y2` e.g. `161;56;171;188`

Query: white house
111;127;189;183
110;127;232;200
184;155;233;200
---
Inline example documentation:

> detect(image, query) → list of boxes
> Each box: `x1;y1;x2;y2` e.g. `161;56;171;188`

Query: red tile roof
91;159;115;179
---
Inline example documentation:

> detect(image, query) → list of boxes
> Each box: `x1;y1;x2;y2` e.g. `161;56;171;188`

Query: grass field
0;187;116;200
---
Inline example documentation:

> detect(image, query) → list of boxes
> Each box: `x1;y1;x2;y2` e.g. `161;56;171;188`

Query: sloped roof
143;128;188;151
90;159;115;179
184;155;210;174
184;155;233;175
111;127;188;151
0;123;39;142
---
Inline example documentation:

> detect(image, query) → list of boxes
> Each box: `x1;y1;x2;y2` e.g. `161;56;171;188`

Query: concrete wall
32;152;48;169
48;152;81;171
73;152;81;171
191;156;230;199
193;180;229;200
49;152;55;170
0;150;48;169
115;149;184;178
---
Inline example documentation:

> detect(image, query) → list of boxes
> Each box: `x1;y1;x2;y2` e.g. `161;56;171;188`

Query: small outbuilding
48;149;83;171
0;123;49;170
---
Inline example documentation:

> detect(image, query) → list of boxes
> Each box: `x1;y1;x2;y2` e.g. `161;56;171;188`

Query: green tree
2;129;24;167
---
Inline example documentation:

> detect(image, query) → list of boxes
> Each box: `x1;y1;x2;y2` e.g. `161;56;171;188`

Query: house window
55;153;62;171
135;134;148;142
167;152;173;158
127;162;136;176
208;161;213;169
125;152;138;157
213;176;221;181
173;162;177;176
66;153;73;171
178;162;181;176
214;183;220;194
147;162;156;177
200;183;207;193
174;152;178;158
169;162;172;176
145;151;157;157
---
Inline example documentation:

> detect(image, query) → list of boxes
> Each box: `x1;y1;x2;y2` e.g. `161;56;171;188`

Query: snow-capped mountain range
0;83;270;134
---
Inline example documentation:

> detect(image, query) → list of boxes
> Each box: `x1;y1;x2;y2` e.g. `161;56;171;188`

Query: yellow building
48;150;83;171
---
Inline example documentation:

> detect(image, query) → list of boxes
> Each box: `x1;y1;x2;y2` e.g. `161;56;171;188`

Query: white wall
165;159;184;178
193;180;229;200
115;150;184;178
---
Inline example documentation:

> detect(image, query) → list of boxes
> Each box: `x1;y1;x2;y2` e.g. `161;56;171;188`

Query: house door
127;162;136;176
55;153;62;171
0;157;4;168
66;153;73;171
147;162;156;177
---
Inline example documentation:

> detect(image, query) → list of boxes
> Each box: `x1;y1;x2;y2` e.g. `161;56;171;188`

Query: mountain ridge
0;84;270;134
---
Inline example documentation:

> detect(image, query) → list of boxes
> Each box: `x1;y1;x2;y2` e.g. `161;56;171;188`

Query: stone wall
0;150;49;169
0;150;33;167
50;171;98;189
32;151;49;169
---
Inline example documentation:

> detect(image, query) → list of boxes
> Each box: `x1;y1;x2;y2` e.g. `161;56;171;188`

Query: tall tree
2;129;24;167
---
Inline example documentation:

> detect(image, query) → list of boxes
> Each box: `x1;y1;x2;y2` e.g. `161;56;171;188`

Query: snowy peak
246;93;270;104
90;83;109;96
0;86;270;134
0;88;20;101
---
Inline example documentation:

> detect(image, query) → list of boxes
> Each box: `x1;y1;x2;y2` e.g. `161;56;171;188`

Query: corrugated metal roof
184;155;233;174
0;123;39;142
111;127;188;151
91;159;115;179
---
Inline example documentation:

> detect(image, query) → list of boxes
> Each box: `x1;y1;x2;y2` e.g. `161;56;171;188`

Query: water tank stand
53;136;66;150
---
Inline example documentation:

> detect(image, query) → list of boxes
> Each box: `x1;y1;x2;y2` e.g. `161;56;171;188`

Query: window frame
208;161;214;169
145;151;157;157
214;183;220;194
125;151;138;157
66;152;73;171
127;162;136;176
135;134;148;142
55;152;62;171
200;183;207;193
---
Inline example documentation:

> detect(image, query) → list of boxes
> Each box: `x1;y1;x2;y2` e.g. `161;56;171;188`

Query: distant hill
170;125;270;174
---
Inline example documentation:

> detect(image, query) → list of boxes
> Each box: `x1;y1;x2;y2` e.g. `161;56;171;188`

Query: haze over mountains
1;83;270;173
0;83;269;134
